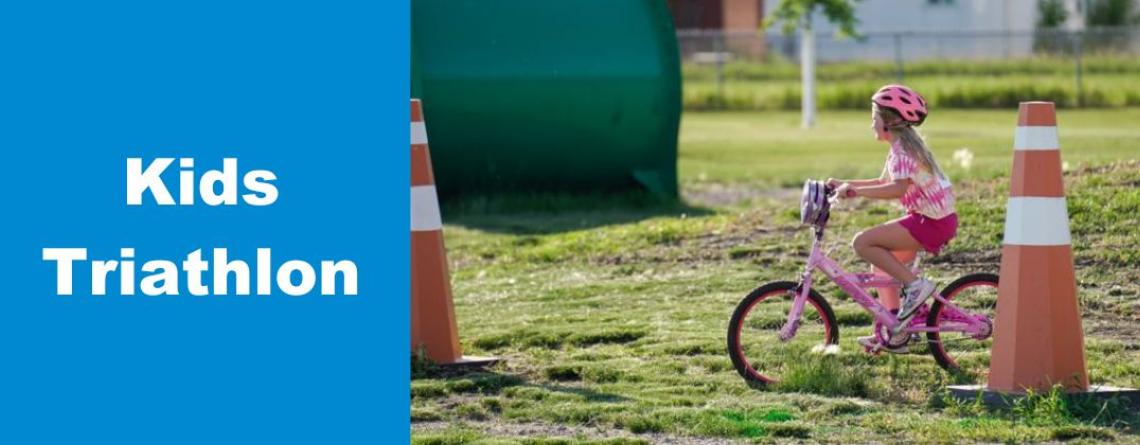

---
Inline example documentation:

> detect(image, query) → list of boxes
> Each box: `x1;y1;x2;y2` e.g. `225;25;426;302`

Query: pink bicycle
727;180;999;385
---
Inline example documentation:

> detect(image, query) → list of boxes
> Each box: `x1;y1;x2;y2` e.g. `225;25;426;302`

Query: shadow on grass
536;382;631;403
442;191;713;234
412;363;630;403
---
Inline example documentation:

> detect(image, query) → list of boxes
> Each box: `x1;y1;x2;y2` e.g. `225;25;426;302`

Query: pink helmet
872;84;928;126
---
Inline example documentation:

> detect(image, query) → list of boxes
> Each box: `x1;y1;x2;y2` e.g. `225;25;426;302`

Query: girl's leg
852;222;924;284
874;250;916;311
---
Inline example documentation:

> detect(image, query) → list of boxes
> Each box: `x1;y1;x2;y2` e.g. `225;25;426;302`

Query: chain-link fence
678;27;1140;110
678;27;1140;63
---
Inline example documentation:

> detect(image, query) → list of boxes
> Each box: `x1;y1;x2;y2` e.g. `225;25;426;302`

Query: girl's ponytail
874;104;946;179
892;125;946;180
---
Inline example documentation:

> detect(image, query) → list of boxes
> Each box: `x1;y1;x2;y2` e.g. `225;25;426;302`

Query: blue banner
0;2;408;442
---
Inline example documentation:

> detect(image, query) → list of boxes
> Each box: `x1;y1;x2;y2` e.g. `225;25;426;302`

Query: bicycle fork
778;263;816;342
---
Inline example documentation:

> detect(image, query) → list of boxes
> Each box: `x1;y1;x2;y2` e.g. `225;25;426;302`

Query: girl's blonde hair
874;104;946;179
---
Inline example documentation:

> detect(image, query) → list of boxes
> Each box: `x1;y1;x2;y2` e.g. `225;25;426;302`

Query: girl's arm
843;178;885;187
828;166;889;188
849;178;911;200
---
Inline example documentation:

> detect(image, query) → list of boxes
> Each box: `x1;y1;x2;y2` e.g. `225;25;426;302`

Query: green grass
413;110;1140;443
685;74;1140;110
682;57;1140;110
683;56;1140;82
679;108;1140;187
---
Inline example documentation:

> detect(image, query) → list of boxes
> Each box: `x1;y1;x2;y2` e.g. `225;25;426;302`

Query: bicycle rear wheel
727;281;839;385
926;273;999;381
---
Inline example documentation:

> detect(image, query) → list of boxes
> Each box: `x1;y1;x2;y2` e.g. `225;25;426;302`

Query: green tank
411;0;681;198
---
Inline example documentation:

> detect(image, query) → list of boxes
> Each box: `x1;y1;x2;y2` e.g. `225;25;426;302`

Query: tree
1084;0;1140;52
1034;0;1069;54
765;0;861;129
1086;0;1140;26
1037;0;1069;28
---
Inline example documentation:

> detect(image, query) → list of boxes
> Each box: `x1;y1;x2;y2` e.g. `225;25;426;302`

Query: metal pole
714;30;725;103
1005;30;1012;59
1073;31;1083;107
801;14;816;129
893;33;904;82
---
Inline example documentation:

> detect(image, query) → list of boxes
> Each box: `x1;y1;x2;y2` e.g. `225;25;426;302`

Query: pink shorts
896;212;957;255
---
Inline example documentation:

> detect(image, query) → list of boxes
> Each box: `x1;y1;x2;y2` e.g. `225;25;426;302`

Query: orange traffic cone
987;101;1087;392
410;98;497;367
950;102;1139;405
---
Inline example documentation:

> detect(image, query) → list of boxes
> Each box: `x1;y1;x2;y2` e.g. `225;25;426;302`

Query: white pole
801;13;816;129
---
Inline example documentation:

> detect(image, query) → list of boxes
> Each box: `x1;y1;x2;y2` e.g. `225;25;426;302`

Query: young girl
829;85;957;352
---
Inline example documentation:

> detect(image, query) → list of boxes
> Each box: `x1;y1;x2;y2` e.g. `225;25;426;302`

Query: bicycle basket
800;179;832;227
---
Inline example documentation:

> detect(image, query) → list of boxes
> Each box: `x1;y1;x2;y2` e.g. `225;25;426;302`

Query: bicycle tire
727;281;839;385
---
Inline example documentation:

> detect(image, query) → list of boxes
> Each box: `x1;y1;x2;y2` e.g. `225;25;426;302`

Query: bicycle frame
779;226;991;344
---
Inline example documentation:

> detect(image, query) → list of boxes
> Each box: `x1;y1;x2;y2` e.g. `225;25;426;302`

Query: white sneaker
857;335;908;354
898;279;937;321
892;279;937;336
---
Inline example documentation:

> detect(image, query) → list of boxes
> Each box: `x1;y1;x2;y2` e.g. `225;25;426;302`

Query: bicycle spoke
928;274;999;383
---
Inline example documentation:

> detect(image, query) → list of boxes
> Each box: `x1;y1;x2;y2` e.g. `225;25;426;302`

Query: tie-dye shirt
884;142;956;219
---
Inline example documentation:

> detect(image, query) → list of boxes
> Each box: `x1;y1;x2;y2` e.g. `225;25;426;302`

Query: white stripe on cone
1003;197;1071;246
1014;126;1059;151
411;185;443;231
412;122;428;145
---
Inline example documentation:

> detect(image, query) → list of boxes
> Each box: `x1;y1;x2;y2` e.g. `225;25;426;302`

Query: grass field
684;74;1140;111
680;108;1140;187
412;110;1140;444
682;58;1140;110
683;57;1140;82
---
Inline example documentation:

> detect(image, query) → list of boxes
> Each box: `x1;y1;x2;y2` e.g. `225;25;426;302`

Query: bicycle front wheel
727;281;839;385
926;273;999;381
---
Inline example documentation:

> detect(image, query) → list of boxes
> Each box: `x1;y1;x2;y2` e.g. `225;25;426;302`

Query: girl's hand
826;178;843;188
833;183;853;199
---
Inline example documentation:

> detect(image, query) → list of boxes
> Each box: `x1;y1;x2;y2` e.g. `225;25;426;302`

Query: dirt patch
1084;314;1140;344
596;223;802;266
926;249;1001;270
683;183;798;208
